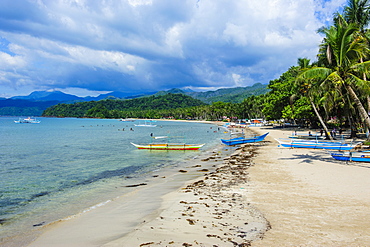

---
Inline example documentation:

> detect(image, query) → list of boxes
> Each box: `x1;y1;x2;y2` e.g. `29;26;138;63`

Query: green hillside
42;93;206;118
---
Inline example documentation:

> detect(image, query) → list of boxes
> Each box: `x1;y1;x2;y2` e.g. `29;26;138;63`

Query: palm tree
344;0;370;32
344;0;370;113
300;15;370;139
296;58;334;139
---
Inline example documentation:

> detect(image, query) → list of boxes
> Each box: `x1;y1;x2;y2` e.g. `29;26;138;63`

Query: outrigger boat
289;134;325;140
131;142;205;150
134;120;156;127
14;117;41;124
221;132;269;146
330;151;370;163
275;138;361;151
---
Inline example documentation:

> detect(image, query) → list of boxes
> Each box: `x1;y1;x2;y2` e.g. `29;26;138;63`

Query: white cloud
128;0;153;7
0;51;26;68
0;0;346;96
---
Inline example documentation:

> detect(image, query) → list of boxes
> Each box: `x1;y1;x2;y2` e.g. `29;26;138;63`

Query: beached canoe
288;134;325;140
330;151;370;162
276;138;362;151
221;132;269;146
131;142;205;150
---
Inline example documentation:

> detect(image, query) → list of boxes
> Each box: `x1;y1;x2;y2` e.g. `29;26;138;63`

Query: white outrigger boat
134;120;156;127
14;117;41;124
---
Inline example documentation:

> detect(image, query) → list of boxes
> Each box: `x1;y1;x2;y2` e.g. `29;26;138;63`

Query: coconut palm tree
344;0;370;113
299;15;370;139
296;58;335;139
344;0;370;32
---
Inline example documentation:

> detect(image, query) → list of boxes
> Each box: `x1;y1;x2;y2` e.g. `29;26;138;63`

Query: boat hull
134;124;156;127
131;142;205;150
221;132;269;146
276;138;361;151
14;117;40;124
331;152;370;162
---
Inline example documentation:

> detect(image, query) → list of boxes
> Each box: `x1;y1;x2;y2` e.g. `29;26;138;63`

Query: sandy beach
25;125;370;246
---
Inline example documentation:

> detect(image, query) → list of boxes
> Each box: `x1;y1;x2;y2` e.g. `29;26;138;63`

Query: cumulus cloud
0;0;345;97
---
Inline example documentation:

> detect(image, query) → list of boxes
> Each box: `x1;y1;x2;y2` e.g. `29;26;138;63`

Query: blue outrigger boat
330;151;370;163
275;138;362;151
221;132;269;146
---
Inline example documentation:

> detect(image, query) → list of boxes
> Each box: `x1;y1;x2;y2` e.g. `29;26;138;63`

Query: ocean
0;117;229;243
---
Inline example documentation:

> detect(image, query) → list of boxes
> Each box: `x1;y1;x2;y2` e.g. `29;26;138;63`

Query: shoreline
9;123;370;246
104;132;270;246
24;124;266;247
0;120;228;247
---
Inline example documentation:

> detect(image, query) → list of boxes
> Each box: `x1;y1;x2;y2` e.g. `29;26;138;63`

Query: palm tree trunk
346;84;370;140
310;100;333;140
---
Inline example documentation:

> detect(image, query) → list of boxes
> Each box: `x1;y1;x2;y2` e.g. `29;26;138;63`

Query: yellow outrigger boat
130;142;205;150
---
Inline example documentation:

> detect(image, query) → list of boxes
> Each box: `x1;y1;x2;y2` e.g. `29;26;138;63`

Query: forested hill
42;93;206;118
155;83;269;103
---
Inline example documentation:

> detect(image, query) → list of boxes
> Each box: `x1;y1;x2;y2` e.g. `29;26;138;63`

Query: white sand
249;127;370;246
26;126;370;247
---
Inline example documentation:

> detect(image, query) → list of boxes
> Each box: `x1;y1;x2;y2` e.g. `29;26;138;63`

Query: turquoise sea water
0;117;228;242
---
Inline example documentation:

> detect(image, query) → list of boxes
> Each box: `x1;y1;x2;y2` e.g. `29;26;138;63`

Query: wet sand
26;125;370;246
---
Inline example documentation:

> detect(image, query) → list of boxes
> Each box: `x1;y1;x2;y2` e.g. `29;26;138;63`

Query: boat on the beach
130;142;205;150
221;132;269;146
14;117;41;124
289;134;325;140
276;138;361;150
330;151;370;162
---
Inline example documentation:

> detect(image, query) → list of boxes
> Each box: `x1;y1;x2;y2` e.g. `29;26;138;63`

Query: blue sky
0;0;345;97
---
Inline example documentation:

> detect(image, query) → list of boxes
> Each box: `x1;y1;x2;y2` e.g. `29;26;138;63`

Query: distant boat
330;151;370;162
131;142;205;150
275;138;361;151
134;120;157;127
153;136;168;139
221;132;269;146
14;117;41;124
119;118;135;122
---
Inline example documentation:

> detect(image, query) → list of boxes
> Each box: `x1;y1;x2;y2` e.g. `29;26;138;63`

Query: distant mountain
92;91;154;101
0;99;60;116
11;91;85;102
10;90;153;102
1;84;269;116
2;90;148;116
155;83;269;103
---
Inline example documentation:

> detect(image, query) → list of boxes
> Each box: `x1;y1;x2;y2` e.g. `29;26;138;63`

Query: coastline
21;124;370;246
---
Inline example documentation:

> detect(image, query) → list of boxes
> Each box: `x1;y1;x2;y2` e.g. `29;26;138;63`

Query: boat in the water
119;118;135;122
275;138;361;151
330;151;370;162
131;142;205;150
14;117;41;124
134;120;156;127
221;132;269;146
